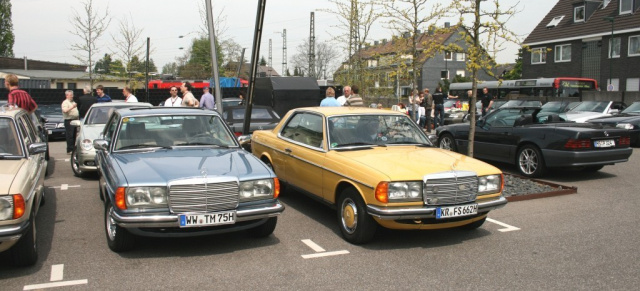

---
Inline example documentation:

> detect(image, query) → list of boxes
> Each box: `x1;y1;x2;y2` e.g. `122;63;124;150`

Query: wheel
517;145;546;178
337;188;376;244
247;217;277;238
70;149;84;177
460;217;486;230
11;213;38;267
98;176;105;202
45;145;50;161
438;133;457;151
581;165;604;172
105;202;135;252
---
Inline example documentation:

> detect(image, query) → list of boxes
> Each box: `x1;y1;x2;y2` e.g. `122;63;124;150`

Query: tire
248;217;277;238
517;145;546;178
105;202;135;252
438;133;457;152
337;188;376;244
581;165;604;172
11;213;38;267
70;149;84;177
461;217;486;230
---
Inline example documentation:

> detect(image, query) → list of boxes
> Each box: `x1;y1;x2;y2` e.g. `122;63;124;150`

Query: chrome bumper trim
0;221;29;242
366;196;507;220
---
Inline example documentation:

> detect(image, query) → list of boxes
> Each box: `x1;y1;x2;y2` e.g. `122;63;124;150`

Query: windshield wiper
334;142;376;147
175;142;229;148
386;141;431;147
118;144;172;150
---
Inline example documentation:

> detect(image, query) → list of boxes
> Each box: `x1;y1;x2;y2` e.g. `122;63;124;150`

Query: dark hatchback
36;104;65;140
223;105;280;137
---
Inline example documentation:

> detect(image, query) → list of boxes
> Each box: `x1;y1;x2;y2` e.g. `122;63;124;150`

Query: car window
622;102;640;113
280;112;324;148
231;108;275;120
328;114;430;148
571;101;608;113
0;118;23;156
103;114;119;143
19;114;38;143
484;109;521;127
86;106;117;124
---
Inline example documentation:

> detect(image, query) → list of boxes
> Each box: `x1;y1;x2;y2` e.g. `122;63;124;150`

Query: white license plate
47;130;52;134
594;139;615;148
179;211;236;227
436;204;478;219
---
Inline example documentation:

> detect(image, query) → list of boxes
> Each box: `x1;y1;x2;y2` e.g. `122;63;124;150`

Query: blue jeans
434;104;444;128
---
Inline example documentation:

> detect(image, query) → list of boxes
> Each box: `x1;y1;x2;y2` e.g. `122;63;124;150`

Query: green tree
178;36;224;79
94;53;113;74
259;56;267;66
0;0;14;57
162;62;178;76
69;0;111;86
501;47;522;80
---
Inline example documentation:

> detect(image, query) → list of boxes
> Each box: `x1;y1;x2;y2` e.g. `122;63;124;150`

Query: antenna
309;12;316;78
269;38;272;77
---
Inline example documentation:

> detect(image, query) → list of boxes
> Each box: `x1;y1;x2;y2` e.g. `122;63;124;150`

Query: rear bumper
542;147;633;167
366;196;507;220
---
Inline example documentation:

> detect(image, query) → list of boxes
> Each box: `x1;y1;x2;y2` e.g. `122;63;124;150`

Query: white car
562;101;627;123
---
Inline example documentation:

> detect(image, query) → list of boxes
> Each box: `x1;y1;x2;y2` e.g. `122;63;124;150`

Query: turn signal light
375;182;389;203
273;178;280;199
13;194;25;219
115;187;127;210
564;139;591;149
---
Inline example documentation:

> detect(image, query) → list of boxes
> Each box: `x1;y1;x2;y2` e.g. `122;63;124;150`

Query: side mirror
28;142;48;155
93;139;109;151
237;134;252;152
70;120;82;127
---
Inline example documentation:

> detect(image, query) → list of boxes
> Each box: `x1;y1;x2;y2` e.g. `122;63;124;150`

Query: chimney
444;22;450;28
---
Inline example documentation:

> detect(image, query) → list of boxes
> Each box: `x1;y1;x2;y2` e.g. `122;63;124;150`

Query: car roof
291;106;408;117
115;106;221;117
225;105;272;110
0;105;27;118
90;102;153;108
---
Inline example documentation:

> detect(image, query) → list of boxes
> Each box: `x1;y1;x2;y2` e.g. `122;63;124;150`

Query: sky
10;0;558;77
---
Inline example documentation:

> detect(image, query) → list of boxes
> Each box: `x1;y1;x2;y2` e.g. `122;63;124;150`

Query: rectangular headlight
126;187;167;208
239;179;275;201
387;181;423;202
478;174;502;195
0;196;14;220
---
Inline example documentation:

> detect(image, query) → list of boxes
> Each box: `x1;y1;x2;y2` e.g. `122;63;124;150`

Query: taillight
564;139;591;149
13;194;25;219
619;136;631;146
234;132;242;137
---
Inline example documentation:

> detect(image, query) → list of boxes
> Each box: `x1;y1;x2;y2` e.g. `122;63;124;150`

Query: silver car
71;102;152;176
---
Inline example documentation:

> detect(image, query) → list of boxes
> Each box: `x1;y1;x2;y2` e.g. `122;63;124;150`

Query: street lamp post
604;16;615;91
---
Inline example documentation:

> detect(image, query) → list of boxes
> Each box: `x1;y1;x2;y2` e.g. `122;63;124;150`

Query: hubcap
519;149;538;175
440;137;452;150
341;198;358;234
72;152;81;174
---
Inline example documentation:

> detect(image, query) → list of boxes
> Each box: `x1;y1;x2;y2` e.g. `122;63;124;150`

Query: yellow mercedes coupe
251;107;507;244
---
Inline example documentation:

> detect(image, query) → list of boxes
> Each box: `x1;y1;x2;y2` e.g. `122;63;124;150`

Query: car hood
565;112;609;122
335;146;500;180
588;114;640;124
112;148;271;185
43;114;64;122
79;124;106;141
0;159;25;194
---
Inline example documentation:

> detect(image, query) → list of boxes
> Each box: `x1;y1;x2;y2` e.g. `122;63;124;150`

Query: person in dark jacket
77;85;96;118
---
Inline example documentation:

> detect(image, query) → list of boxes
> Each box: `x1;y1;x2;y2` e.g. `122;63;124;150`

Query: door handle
285;148;292;154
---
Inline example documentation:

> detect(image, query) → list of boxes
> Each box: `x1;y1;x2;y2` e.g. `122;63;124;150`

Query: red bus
449;77;598;99
148;80;210;89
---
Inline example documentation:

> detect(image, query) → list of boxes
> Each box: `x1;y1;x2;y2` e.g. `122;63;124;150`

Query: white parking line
23;264;88;290
301;239;326;252
55;159;70;162
50;264;63;281
49;184;81;190
486;218;521;232
300;239;349;259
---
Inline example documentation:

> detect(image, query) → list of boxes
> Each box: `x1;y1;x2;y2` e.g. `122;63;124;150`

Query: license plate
48;130;52;134
594;139;615;148
436;204;478;219
179;211;236;227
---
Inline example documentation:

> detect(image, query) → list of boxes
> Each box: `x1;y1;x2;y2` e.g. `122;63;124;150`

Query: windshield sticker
122;117;130;123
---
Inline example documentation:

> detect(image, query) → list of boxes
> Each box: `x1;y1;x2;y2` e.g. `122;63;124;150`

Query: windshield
38;105;61;115
115;114;237;151
0;118;23;156
569;101;608;113
328;114;431;149
621;102;640;114
86;107;118;124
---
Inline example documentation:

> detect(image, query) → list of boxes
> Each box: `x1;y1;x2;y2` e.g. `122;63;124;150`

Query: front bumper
0;220;29;252
366;196;507;220
542;147;633;167
47;128;66;140
77;150;98;172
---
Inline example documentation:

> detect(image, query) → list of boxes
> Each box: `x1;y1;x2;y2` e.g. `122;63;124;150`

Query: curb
504;173;578;202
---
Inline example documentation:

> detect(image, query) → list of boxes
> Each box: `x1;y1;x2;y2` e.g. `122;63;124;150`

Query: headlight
376;181;423;203
125;187;167;208
616;123;635;130
0;196;13;220
478;174;503;195
57;122;65;128
81;139;93;151
239;179;276;201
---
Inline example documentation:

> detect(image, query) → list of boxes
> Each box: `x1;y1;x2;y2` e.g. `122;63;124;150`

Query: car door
474;109;519;162
16;114;45;203
277;112;325;198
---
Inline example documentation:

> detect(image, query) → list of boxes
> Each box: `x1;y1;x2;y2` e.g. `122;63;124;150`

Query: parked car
251;107;507;244
589;101;640;146
562;101;627;123
1;101;49;160
500;99;542;108
222;105;280;137
36;104;65;140
436;106;633;177
536;100;581;122
94;107;284;252
0;105;48;266
222;97;243;109
443;100;470;125
70;102;152;177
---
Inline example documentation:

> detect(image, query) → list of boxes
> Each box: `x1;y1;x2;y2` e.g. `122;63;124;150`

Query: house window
547;15;564;28
620;0;633;14
440;70;449;79
531;47;547;64
444;51;452;61
555;44;571;62
629;35;640;56
68;83;77;89
609;37;621;58
56;82;64;89
456;70;465;77
574;6;585;22
367;59;378;67
626;78;640;92
456;52;465;61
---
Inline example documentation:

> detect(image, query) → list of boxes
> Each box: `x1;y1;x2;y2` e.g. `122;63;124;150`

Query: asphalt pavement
0;140;638;290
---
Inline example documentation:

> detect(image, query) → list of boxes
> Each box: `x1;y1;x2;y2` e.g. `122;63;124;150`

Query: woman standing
61;90;79;154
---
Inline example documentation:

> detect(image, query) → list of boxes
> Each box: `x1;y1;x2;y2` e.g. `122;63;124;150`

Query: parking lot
1;140;638;290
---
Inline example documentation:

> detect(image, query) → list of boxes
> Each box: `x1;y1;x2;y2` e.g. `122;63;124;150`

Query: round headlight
0;198;13;220
150;187;166;204
81;139;93;151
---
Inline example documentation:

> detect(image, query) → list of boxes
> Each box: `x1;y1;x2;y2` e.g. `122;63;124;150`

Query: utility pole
205;0;223;113
309;12;316;79
268;38;272;77
282;29;287;76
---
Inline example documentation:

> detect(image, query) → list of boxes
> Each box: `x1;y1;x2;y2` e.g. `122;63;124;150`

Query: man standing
320;87;341;107
336;86;350;106
200;87;216;110
480;87;494;117
123;87;138;102
423;88;433;132
345;85;364;107
61;90;79;154
408;89;420;122
432;86;445;128
180;82;199;107
95;85;112;103
4;74;37;113
163;86;182;107
77;85;96;118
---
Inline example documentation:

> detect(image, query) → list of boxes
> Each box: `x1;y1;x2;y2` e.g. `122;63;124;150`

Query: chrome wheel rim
519;148;538;175
341;198;358;234
106;205;117;241
439;137;452;150
72;152;81;174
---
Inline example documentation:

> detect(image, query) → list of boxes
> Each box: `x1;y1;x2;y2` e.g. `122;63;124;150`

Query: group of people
162;82;218;110
320;85;365;107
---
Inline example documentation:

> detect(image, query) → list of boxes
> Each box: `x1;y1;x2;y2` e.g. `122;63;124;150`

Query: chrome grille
45;123;57;129
168;181;239;213
423;171;478;206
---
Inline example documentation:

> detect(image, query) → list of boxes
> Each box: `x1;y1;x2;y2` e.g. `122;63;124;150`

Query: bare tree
291;39;340;80
450;0;520;156
111;15;144;75
197;2;228;39
69;0;111;86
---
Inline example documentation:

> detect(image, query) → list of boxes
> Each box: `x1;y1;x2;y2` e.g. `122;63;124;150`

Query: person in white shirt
163;86;182;107
123;87;138;102
336;85;350;106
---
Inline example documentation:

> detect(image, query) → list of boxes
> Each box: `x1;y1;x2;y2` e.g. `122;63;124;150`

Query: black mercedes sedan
589;101;640;147
436;106;633;177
